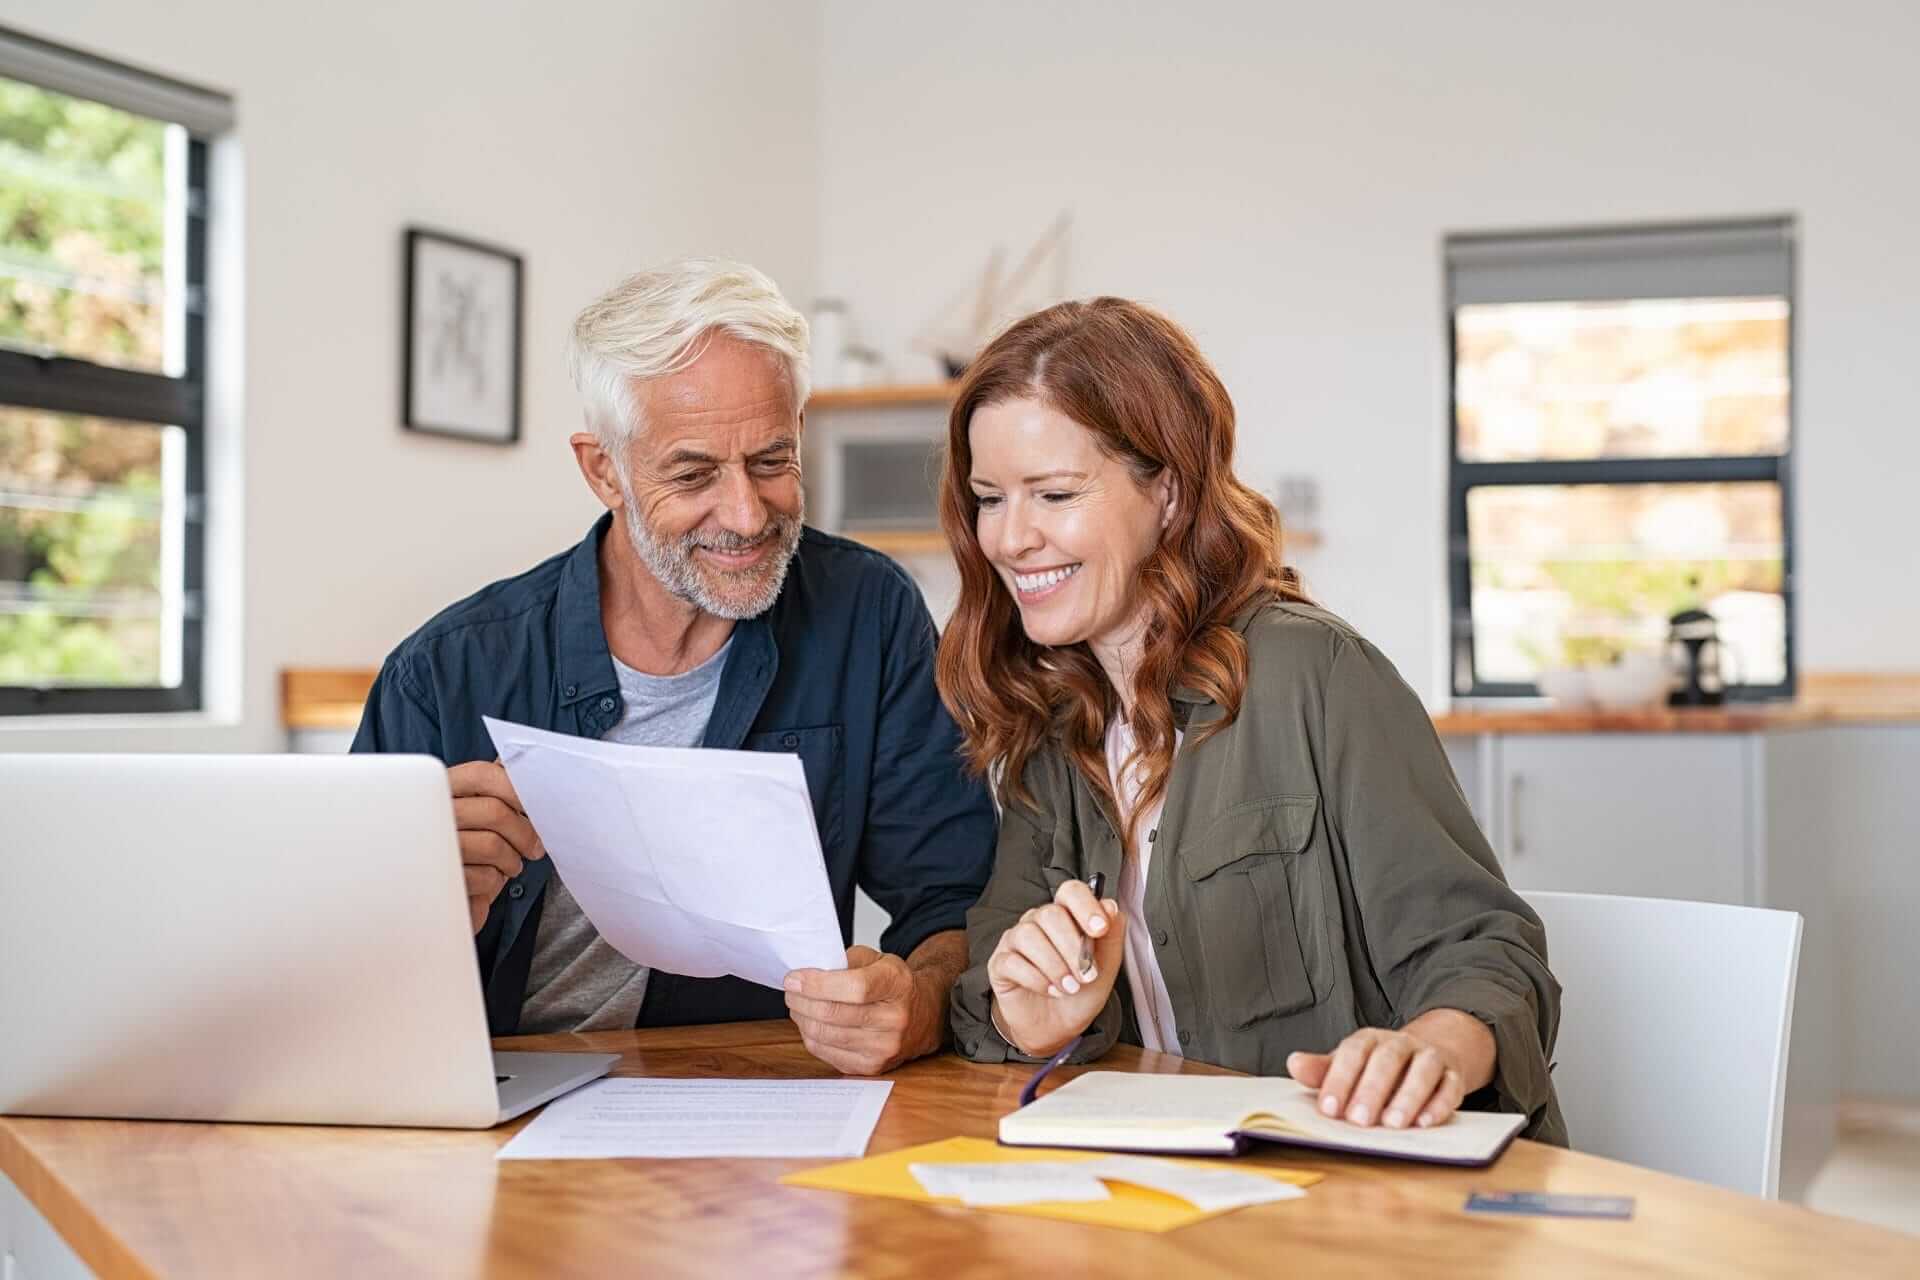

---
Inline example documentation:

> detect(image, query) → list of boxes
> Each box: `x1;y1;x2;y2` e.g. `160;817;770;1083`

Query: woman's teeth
1014;564;1081;592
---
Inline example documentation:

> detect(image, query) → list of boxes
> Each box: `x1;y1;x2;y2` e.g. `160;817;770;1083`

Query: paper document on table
785;1137;1320;1233
910;1162;1112;1206
1078;1155;1308;1212
496;1078;893;1160
484;716;846;989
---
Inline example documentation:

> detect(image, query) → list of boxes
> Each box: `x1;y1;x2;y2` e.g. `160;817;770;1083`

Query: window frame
1443;220;1798;702
0;117;210;716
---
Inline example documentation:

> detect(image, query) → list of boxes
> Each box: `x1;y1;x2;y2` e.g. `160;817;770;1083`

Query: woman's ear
1157;473;1180;532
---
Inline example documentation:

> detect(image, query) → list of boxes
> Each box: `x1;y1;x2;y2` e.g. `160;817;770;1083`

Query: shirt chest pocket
1179;795;1320;1030
744;724;846;857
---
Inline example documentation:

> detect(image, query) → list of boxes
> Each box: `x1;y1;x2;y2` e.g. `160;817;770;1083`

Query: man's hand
448;760;546;932
784;940;954;1075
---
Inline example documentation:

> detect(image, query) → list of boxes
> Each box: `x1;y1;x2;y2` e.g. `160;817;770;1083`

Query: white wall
0;0;821;752
814;0;1920;701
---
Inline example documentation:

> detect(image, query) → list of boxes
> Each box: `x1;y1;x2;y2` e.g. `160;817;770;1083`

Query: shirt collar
555;513;619;707
553;511;781;737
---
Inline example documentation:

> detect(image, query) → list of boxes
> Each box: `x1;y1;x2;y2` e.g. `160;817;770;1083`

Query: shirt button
508;883;526;900
1177;1029;1192;1046
1154;929;1169;946
564;683;577;698
781;732;800;749
599;696;616;713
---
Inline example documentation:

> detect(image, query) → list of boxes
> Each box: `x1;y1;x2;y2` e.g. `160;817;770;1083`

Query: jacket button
599;696;616;713
1154;929;1169;946
1178;1029;1192;1046
781;732;800;748
564;683;577;698
508;883;526;900
1148;828;1158;843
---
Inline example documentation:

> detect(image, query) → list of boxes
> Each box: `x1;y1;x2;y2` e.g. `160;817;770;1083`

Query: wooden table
4;1021;1916;1278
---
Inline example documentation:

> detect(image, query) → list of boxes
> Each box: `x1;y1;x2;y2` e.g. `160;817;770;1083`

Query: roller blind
1447;217;1792;306
0;23;233;135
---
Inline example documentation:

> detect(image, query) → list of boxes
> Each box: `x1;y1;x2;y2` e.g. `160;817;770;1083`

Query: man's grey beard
616;478;804;621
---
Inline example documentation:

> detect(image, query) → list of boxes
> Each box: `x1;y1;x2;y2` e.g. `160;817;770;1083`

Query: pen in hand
1078;871;1107;978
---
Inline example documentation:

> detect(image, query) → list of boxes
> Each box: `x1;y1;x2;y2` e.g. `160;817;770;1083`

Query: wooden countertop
286;668;1920;735
1431;672;1920;735
5;1020;1917;1278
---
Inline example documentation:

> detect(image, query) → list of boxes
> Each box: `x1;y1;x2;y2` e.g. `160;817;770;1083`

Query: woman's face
967;396;1172;651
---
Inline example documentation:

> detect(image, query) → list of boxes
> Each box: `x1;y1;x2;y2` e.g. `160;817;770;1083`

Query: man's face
612;333;805;619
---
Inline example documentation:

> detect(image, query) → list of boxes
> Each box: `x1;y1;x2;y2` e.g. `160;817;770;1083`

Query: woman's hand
987;879;1127;1057
1285;1009;1496;1129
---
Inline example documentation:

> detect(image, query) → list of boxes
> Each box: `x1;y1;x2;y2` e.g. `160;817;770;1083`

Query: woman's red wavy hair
934;297;1310;840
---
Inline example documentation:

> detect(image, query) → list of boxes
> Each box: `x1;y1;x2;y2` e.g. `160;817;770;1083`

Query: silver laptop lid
0;753;503;1127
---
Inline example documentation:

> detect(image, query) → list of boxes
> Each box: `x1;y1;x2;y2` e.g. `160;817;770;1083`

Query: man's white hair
566;257;811;451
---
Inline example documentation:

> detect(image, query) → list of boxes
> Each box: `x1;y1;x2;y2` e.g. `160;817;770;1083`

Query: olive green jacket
950;602;1568;1145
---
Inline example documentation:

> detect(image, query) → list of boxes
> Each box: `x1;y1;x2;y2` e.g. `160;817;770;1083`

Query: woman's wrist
988;993;1079;1059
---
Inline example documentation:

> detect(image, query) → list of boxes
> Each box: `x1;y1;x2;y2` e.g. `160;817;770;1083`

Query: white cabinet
1488;735;1755;905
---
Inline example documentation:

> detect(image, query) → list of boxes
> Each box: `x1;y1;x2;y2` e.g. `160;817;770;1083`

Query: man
353;258;994;1074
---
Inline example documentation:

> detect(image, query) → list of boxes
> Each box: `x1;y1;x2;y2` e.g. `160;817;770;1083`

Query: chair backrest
1522;891;1802;1198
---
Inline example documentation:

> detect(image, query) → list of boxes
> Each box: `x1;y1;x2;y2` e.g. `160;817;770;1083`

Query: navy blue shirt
351;514;996;1034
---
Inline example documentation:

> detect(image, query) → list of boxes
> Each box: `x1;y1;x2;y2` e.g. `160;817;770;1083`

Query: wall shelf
808;383;956;410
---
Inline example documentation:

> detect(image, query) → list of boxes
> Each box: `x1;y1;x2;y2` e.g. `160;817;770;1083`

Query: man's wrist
907;964;950;1057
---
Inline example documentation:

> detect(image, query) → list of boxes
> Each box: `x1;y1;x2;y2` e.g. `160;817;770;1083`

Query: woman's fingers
1344;1035;1414;1126
1029;902;1097;990
988;947;1053;997
1314;1030;1380;1119
1417;1068;1467;1128
1285;1051;1332;1087
1052;879;1108;939
1003;916;1078;993
1382;1047;1448;1129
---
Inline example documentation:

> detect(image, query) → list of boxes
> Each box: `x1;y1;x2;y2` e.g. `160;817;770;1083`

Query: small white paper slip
1079;1155;1308;1212
497;1078;893;1160
910;1162;1112;1206
482;716;847;989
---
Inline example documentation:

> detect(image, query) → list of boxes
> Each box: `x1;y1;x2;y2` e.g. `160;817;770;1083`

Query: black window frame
1444;218;1798;702
0;74;211;716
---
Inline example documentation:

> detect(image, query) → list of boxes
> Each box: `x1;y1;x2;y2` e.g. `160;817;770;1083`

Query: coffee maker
1666;607;1727;706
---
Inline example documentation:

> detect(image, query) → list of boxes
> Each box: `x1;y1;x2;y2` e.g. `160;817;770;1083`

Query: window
1445;219;1795;699
0;29;231;714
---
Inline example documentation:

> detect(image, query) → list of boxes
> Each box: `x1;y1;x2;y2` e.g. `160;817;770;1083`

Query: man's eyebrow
659;436;796;469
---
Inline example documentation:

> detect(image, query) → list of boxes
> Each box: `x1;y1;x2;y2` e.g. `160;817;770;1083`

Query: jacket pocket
744;724;846;858
1179;795;1319;1029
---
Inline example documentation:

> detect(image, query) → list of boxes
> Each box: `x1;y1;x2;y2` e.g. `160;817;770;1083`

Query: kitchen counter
284;669;1920;736
1430;672;1920;735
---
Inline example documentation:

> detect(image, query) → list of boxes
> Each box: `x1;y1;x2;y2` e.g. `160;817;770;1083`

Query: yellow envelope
780;1136;1322;1233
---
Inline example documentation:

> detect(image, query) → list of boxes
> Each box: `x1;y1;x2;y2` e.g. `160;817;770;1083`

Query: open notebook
1001;1072;1526;1167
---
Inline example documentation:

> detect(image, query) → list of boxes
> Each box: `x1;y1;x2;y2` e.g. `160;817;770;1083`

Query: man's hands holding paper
449;760;546;932
784;933;965;1075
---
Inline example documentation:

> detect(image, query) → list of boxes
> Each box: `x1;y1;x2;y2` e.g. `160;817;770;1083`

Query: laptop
0;752;616;1128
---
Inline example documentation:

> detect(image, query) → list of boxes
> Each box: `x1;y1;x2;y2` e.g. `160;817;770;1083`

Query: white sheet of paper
1079;1155;1307;1211
910;1162;1113;1206
483;716;847;988
496;1078;893;1160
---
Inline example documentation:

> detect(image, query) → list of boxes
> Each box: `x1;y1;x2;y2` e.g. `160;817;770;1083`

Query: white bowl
1536;667;1592;707
1586;652;1670;710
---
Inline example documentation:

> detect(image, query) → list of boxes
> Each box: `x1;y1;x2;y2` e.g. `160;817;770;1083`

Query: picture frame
402;227;523;444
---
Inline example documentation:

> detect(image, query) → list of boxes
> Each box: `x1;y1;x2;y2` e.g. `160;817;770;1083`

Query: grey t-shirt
517;637;732;1034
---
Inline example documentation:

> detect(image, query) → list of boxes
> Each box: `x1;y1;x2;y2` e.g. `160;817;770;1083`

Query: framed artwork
402;227;523;444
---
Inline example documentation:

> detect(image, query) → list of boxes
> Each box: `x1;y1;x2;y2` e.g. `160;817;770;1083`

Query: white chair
1522;891;1802;1198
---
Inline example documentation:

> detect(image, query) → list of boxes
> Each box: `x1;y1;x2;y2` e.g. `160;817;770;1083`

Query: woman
940;298;1565;1141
